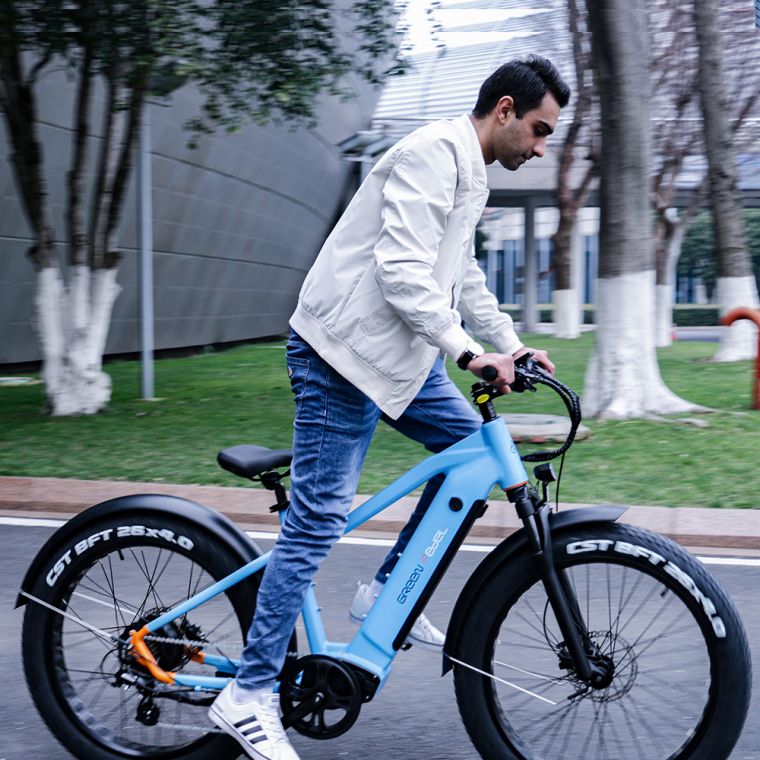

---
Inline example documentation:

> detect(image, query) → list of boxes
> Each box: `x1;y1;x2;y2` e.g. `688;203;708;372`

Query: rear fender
16;493;261;607
442;505;627;674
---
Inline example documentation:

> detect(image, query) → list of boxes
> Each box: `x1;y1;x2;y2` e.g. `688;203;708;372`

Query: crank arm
281;692;324;729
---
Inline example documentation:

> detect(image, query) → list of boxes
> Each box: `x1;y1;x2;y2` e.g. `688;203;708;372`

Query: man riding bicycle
209;55;570;760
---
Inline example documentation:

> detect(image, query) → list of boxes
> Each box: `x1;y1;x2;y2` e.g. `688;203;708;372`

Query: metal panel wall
0;69;378;363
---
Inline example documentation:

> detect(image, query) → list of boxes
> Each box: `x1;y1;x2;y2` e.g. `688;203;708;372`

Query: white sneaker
208;682;300;760
349;581;446;651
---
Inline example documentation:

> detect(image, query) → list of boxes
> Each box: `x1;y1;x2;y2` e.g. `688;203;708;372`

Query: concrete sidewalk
2;475;760;550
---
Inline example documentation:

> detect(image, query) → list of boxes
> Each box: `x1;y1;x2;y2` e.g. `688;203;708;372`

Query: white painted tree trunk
583;271;703;419
35;264;121;415
655;283;675;347
713;275;759;362
553;289;581;339
655;218;685;348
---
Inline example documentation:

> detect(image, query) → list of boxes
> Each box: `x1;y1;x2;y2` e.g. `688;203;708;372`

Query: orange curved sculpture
721;307;760;409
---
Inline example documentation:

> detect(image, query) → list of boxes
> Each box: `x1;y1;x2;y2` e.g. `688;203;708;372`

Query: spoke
619;694;650;758
132;546;177;617
578;695;601;759
595;699;609;760
585;564;591;633
71;589;138;617
513;695;579;733
611;567;646;655
74;574;138;614
66;667;113;677
555;699;583;758
99;554;128;631
493;658;568;685
496;638;559;655
61;600;118;653
604;700;627;758
627;690;672;756
614;612;698;674
630;680;704;721
497;674;569;706
538;697;576;755
510;606;558;649
203;605;239;642
77;676;112;709
606;563;613;644
638;668;708;697
615;575;663;641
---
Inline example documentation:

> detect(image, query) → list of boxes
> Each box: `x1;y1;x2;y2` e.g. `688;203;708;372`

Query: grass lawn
1;333;758;509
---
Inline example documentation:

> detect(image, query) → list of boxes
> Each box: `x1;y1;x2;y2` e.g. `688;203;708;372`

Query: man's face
493;92;561;171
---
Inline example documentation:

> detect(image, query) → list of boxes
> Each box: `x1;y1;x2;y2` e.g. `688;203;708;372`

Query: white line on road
3;515;760;567
1;516;66;528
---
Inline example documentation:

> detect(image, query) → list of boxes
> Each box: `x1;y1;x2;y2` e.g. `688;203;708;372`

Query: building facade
0;69;379;364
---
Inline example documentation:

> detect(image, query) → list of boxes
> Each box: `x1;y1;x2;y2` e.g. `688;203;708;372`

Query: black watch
456;348;479;371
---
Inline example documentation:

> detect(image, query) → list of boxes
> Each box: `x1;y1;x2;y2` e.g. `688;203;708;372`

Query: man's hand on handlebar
468;353;516;394
514;346;555;375
468;346;555;394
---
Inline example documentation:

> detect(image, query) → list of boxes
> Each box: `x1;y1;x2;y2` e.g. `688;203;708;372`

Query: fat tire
453;522;751;760
22;511;295;760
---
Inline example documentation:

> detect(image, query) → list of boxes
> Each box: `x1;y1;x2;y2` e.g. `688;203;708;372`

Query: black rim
481;556;717;760
45;540;245;757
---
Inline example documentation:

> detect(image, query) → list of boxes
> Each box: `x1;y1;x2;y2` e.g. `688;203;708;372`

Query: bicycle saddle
217;444;293;480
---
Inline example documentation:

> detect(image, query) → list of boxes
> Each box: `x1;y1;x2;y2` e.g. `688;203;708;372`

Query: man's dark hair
472;55;570;119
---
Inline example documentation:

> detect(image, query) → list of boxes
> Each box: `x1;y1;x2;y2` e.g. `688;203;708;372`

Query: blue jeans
236;332;481;689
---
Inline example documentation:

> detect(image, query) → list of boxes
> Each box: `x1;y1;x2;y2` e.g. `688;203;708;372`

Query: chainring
279;655;363;739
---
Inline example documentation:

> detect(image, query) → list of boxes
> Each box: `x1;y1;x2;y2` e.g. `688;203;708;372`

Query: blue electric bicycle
17;356;751;759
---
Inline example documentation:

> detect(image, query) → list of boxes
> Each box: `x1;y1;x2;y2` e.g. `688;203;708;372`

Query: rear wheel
22;513;296;759
453;523;751;760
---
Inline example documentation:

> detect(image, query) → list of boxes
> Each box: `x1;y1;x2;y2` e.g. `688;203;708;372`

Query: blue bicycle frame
138;414;528;694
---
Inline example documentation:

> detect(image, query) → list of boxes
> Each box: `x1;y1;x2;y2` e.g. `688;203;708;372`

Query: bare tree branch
25;51;53;87
104;70;149;268
67;45;93;267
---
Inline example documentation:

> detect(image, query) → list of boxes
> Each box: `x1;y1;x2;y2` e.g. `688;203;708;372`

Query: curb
2;476;759;550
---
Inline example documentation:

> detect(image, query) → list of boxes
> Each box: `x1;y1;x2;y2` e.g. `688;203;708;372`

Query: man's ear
495;95;514;123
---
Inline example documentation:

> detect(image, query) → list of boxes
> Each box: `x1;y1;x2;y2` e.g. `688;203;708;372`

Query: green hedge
670;305;720;326
499;304;721;326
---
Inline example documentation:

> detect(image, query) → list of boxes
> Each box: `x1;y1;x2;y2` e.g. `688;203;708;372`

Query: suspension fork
507;485;607;687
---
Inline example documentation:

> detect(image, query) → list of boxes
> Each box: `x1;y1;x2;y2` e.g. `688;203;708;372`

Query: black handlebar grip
482;365;498;382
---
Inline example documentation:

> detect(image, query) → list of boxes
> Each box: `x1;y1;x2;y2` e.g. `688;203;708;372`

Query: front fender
16;493;261;607
442;505;627;674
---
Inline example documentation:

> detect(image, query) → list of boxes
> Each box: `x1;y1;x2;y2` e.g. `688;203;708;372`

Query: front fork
507;484;608;687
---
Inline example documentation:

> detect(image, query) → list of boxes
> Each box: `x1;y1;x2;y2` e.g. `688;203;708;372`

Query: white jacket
290;113;522;419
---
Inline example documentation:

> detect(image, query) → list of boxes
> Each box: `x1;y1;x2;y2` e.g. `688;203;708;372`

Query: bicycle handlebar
477;354;582;462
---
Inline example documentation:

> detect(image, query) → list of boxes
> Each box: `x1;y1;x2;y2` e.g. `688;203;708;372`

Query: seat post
259;471;290;513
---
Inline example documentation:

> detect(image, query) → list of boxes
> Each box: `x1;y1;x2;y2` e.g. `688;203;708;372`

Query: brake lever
481;358;538;393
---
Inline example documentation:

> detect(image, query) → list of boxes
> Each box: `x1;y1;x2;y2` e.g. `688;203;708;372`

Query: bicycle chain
143;633;240;648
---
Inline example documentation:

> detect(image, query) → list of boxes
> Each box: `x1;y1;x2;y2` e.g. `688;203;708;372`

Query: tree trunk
713;276;760;361
35;265;120;415
583;0;698;418
552;0;594;340
552;217;583;339
1;38;121;415
693;0;759;362
654;210;685;347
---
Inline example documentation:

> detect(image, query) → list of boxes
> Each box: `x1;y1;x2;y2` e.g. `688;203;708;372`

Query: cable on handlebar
479;356;582;462
517;367;581;462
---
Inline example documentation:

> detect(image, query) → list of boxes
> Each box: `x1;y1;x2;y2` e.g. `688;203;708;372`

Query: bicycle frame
131;415;529;694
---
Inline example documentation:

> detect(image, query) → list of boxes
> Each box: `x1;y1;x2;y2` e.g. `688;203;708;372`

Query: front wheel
453;522;751;760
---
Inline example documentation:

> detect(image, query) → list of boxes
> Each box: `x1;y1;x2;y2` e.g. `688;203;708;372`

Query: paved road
2;521;758;760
